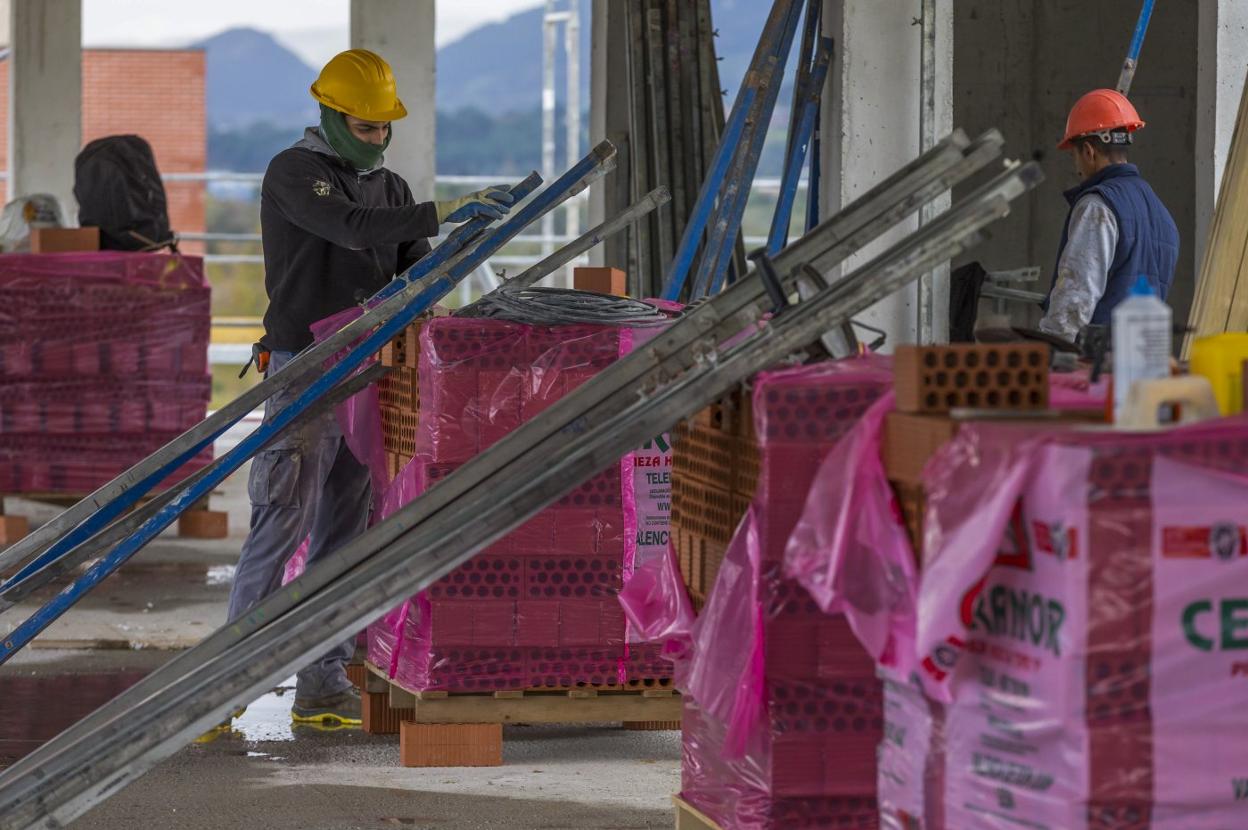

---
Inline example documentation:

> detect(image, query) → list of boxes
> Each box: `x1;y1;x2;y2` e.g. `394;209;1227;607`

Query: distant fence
176;171;805;365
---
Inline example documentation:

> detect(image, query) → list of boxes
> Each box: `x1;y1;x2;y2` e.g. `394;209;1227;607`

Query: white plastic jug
1112;275;1172;423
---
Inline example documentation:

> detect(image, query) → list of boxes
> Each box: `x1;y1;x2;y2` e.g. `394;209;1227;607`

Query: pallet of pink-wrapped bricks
621;356;894;829
784;377;1248;828
0;252;212;497
354;315;680;755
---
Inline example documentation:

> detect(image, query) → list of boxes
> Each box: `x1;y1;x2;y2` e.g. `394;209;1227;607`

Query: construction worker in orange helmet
220;50;516;732
1038;88;1180;344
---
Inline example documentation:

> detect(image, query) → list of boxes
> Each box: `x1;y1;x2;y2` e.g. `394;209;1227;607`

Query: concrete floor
0;423;682;829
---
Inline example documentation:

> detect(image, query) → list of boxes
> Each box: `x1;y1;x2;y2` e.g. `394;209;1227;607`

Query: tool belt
238;342;270;379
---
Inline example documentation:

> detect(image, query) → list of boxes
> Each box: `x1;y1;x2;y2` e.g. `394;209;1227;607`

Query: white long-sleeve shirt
1038;193;1119;343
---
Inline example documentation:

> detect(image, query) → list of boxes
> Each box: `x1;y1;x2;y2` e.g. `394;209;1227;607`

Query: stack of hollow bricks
675;362;892;827
884;343;1051;555
368;307;441;747
368;315;675;764
670;387;758;609
376;309;447;478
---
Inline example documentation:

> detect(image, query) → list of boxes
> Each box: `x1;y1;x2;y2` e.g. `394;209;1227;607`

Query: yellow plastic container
1189;333;1248;414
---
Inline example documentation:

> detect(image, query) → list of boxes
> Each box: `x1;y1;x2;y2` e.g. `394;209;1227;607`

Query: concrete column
1196;0;1248;287
819;0;953;349
8;0;81;215
350;0;436;201
588;0;631;271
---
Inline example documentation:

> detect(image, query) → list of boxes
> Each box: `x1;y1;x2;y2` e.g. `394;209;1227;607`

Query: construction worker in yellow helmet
222;50;513;730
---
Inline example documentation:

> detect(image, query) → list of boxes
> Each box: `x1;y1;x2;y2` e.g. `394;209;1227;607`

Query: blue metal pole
659;87;756;302
659;0;799;302
766;1;822;255
782;0;821;164
0;149;612;662
805;102;821;233
766;35;832;255
698;1;804;297
0;177;542;599
1116;0;1155;96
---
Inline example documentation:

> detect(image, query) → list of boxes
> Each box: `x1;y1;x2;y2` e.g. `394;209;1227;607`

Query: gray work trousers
228;350;372;700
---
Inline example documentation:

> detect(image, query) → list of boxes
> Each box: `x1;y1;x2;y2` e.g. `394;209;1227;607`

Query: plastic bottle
1112;275;1172;423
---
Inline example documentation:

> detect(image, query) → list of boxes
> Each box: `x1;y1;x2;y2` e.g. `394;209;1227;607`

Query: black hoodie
258;127;440;352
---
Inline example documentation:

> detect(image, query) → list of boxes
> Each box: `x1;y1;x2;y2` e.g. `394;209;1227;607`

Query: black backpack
74;135;176;251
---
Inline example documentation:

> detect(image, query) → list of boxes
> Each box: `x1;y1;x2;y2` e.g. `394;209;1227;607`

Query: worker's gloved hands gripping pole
435;185;516;224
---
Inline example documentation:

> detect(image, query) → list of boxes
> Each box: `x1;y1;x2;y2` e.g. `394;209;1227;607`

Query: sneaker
291;687;363;726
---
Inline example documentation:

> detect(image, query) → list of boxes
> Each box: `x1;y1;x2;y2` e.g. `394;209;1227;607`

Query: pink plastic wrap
364;317;672;691
1049;366;1110;410
0;252;211;493
677;356;892;830
788;392;1248;825
308;304;392;498
783;391;921;675
882;420;1248;829
618;541;696;650
784;371;1116;680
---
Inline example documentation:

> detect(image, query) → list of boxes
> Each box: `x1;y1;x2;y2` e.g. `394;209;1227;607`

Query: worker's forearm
1038;279;1096;343
282;199;439;250
1039;195;1118;343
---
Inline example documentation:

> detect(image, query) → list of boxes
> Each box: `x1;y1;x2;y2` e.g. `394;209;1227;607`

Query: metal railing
187;170;806;364
179;172;804;258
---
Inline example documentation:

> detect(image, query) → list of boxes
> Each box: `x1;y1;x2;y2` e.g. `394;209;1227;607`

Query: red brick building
0;48;206;240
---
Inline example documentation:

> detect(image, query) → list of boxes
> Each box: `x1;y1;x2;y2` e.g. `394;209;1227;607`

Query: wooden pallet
364;661;681;725
673;795;722;830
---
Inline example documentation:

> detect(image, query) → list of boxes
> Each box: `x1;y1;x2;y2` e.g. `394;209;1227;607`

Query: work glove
435;185;516;224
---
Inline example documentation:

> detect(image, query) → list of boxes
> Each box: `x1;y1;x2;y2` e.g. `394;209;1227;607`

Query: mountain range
195;2;790;174
196;0;769;128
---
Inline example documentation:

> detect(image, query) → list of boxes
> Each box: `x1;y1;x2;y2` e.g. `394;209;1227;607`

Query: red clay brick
622;719;681;730
0;515;29;545
399;722;503;767
177;509;227;539
362;689;411;735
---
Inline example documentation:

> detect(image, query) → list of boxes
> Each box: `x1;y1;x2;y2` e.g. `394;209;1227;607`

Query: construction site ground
0;418;680;829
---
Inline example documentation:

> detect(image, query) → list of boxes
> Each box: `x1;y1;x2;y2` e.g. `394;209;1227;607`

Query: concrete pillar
1196;0;1248;289
819;0;953;349
588;0;631;271
8;0;81;215
350;0;436;201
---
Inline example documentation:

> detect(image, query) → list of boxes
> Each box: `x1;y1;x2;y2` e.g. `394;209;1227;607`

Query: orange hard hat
310;49;408;122
1058;89;1145;150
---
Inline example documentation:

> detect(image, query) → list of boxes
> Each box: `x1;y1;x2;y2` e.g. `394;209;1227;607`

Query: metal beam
0;144;1040;830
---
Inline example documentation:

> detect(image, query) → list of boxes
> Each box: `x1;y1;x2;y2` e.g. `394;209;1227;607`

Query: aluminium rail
0;129;1039;830
0;182;671;617
0;168;543;581
0;143;623;658
0;145;656;647
0;125;998;787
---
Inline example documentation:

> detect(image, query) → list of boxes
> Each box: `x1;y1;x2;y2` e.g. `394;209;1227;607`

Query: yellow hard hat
310;49;408;122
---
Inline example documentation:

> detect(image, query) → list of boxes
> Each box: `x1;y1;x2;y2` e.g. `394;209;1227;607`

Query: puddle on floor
231;682;297;743
205;565;236;586
0;671;336;770
0;670;148;768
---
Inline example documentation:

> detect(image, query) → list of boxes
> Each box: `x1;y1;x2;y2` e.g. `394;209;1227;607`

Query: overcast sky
82;0;542;67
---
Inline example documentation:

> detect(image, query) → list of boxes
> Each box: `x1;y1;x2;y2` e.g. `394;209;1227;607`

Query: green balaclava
319;104;391;171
